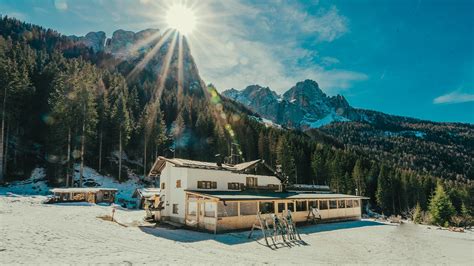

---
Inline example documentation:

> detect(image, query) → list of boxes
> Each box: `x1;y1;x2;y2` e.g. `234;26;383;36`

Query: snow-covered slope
0;166;146;207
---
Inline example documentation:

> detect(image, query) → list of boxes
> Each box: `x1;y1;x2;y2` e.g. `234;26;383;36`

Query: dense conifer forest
0;16;472;221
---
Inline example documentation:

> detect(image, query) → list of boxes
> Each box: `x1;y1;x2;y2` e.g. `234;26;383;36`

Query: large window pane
319;200;328;210
296;201;307;212
308;200;318;209
287;202;295;212
188;202;197;216
204;202;216;217
346;200;353;208
218;202;238;217
329;200;337;209
259;201;274;214
240;202;257;216
338;200;346;208
277;203;285;213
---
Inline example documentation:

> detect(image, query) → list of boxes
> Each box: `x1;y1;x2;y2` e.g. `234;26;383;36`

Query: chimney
215;154;222;167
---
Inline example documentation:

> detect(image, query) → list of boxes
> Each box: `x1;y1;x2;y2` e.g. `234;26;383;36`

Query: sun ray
177;33;184;108
127;29;174;81
119;30;162;58
152;30;179;103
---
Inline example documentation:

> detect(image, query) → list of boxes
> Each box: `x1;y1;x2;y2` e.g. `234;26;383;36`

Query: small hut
50;188;117;204
132;188;160;209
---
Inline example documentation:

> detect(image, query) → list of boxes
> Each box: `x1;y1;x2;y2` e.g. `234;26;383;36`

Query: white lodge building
148;156;366;233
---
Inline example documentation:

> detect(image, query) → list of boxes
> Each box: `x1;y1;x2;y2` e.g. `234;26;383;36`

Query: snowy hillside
0;166;146;207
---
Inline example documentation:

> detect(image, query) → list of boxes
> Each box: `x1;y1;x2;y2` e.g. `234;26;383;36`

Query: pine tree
429;182;455;227
111;92;131;181
311;146;326;185
276;135;296;184
352;159;365;196
413;202;423;224
376;164;392;215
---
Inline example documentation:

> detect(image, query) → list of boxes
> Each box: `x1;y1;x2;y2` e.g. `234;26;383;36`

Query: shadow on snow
138;220;387;246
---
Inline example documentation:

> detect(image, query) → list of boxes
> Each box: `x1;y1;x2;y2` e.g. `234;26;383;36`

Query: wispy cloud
7;0;366;95
187;0;366;94
433;91;474;104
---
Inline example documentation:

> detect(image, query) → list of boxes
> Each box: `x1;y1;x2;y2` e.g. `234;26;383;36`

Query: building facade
148;156;367;233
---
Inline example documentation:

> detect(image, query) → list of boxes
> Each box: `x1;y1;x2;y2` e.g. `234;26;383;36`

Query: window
176;180;181;188
287;202;295;212
346;200;353;208
197;181;217;189
188;202;197;216
246;176;258;188
240;202;258;216
204;202;216;217
172;204;179;214
353;199;360;207
329;200;337;209
103;191;110;200
259;201;275;214
277;203;286;213
338;200;346;208
218;202;238;217
161;182;165;189
319;200;328;210
308;200;318;209
296;201;307;212
228;182;240;190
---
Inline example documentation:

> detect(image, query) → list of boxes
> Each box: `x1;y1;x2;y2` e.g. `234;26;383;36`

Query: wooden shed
50;188;117;204
132;188;160;209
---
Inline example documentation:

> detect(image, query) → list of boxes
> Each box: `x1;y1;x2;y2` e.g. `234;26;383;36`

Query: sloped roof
147;156;263;177
186;190;369;201
51;188;118;193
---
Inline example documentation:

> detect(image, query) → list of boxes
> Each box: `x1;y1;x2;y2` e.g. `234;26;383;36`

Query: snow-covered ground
1;196;472;265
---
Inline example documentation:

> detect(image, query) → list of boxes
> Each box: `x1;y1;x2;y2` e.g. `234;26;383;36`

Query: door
198;202;206;229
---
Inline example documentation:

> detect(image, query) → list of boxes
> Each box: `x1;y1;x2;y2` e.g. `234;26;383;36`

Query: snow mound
0;168;49;195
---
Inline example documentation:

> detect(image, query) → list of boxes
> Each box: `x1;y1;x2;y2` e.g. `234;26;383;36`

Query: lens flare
166;4;196;35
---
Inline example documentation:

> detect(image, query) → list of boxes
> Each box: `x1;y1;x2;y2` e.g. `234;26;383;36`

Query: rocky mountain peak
68;31;106;52
283;79;326;102
242;85;279;101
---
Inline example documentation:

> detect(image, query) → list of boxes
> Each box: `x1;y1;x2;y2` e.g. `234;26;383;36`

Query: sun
166;4;196;35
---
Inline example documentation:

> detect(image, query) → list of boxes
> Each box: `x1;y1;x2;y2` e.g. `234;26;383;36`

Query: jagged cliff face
69;29;206;101
223;79;355;128
69;29;160;57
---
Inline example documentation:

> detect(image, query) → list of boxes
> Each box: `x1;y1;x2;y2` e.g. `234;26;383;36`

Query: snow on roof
132;188;160;198
50;188;118;193
186;190;368;201
149;156;262;174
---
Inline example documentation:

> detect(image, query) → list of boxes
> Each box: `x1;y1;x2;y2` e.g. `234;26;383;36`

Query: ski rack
248;211;306;249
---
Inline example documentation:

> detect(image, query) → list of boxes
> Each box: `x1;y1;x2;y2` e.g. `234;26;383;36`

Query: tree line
0;16;472;226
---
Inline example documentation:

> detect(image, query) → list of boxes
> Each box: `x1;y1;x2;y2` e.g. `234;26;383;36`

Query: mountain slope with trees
0;16;472;222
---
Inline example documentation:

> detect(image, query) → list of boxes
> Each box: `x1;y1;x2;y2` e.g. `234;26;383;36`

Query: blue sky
1;0;473;123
